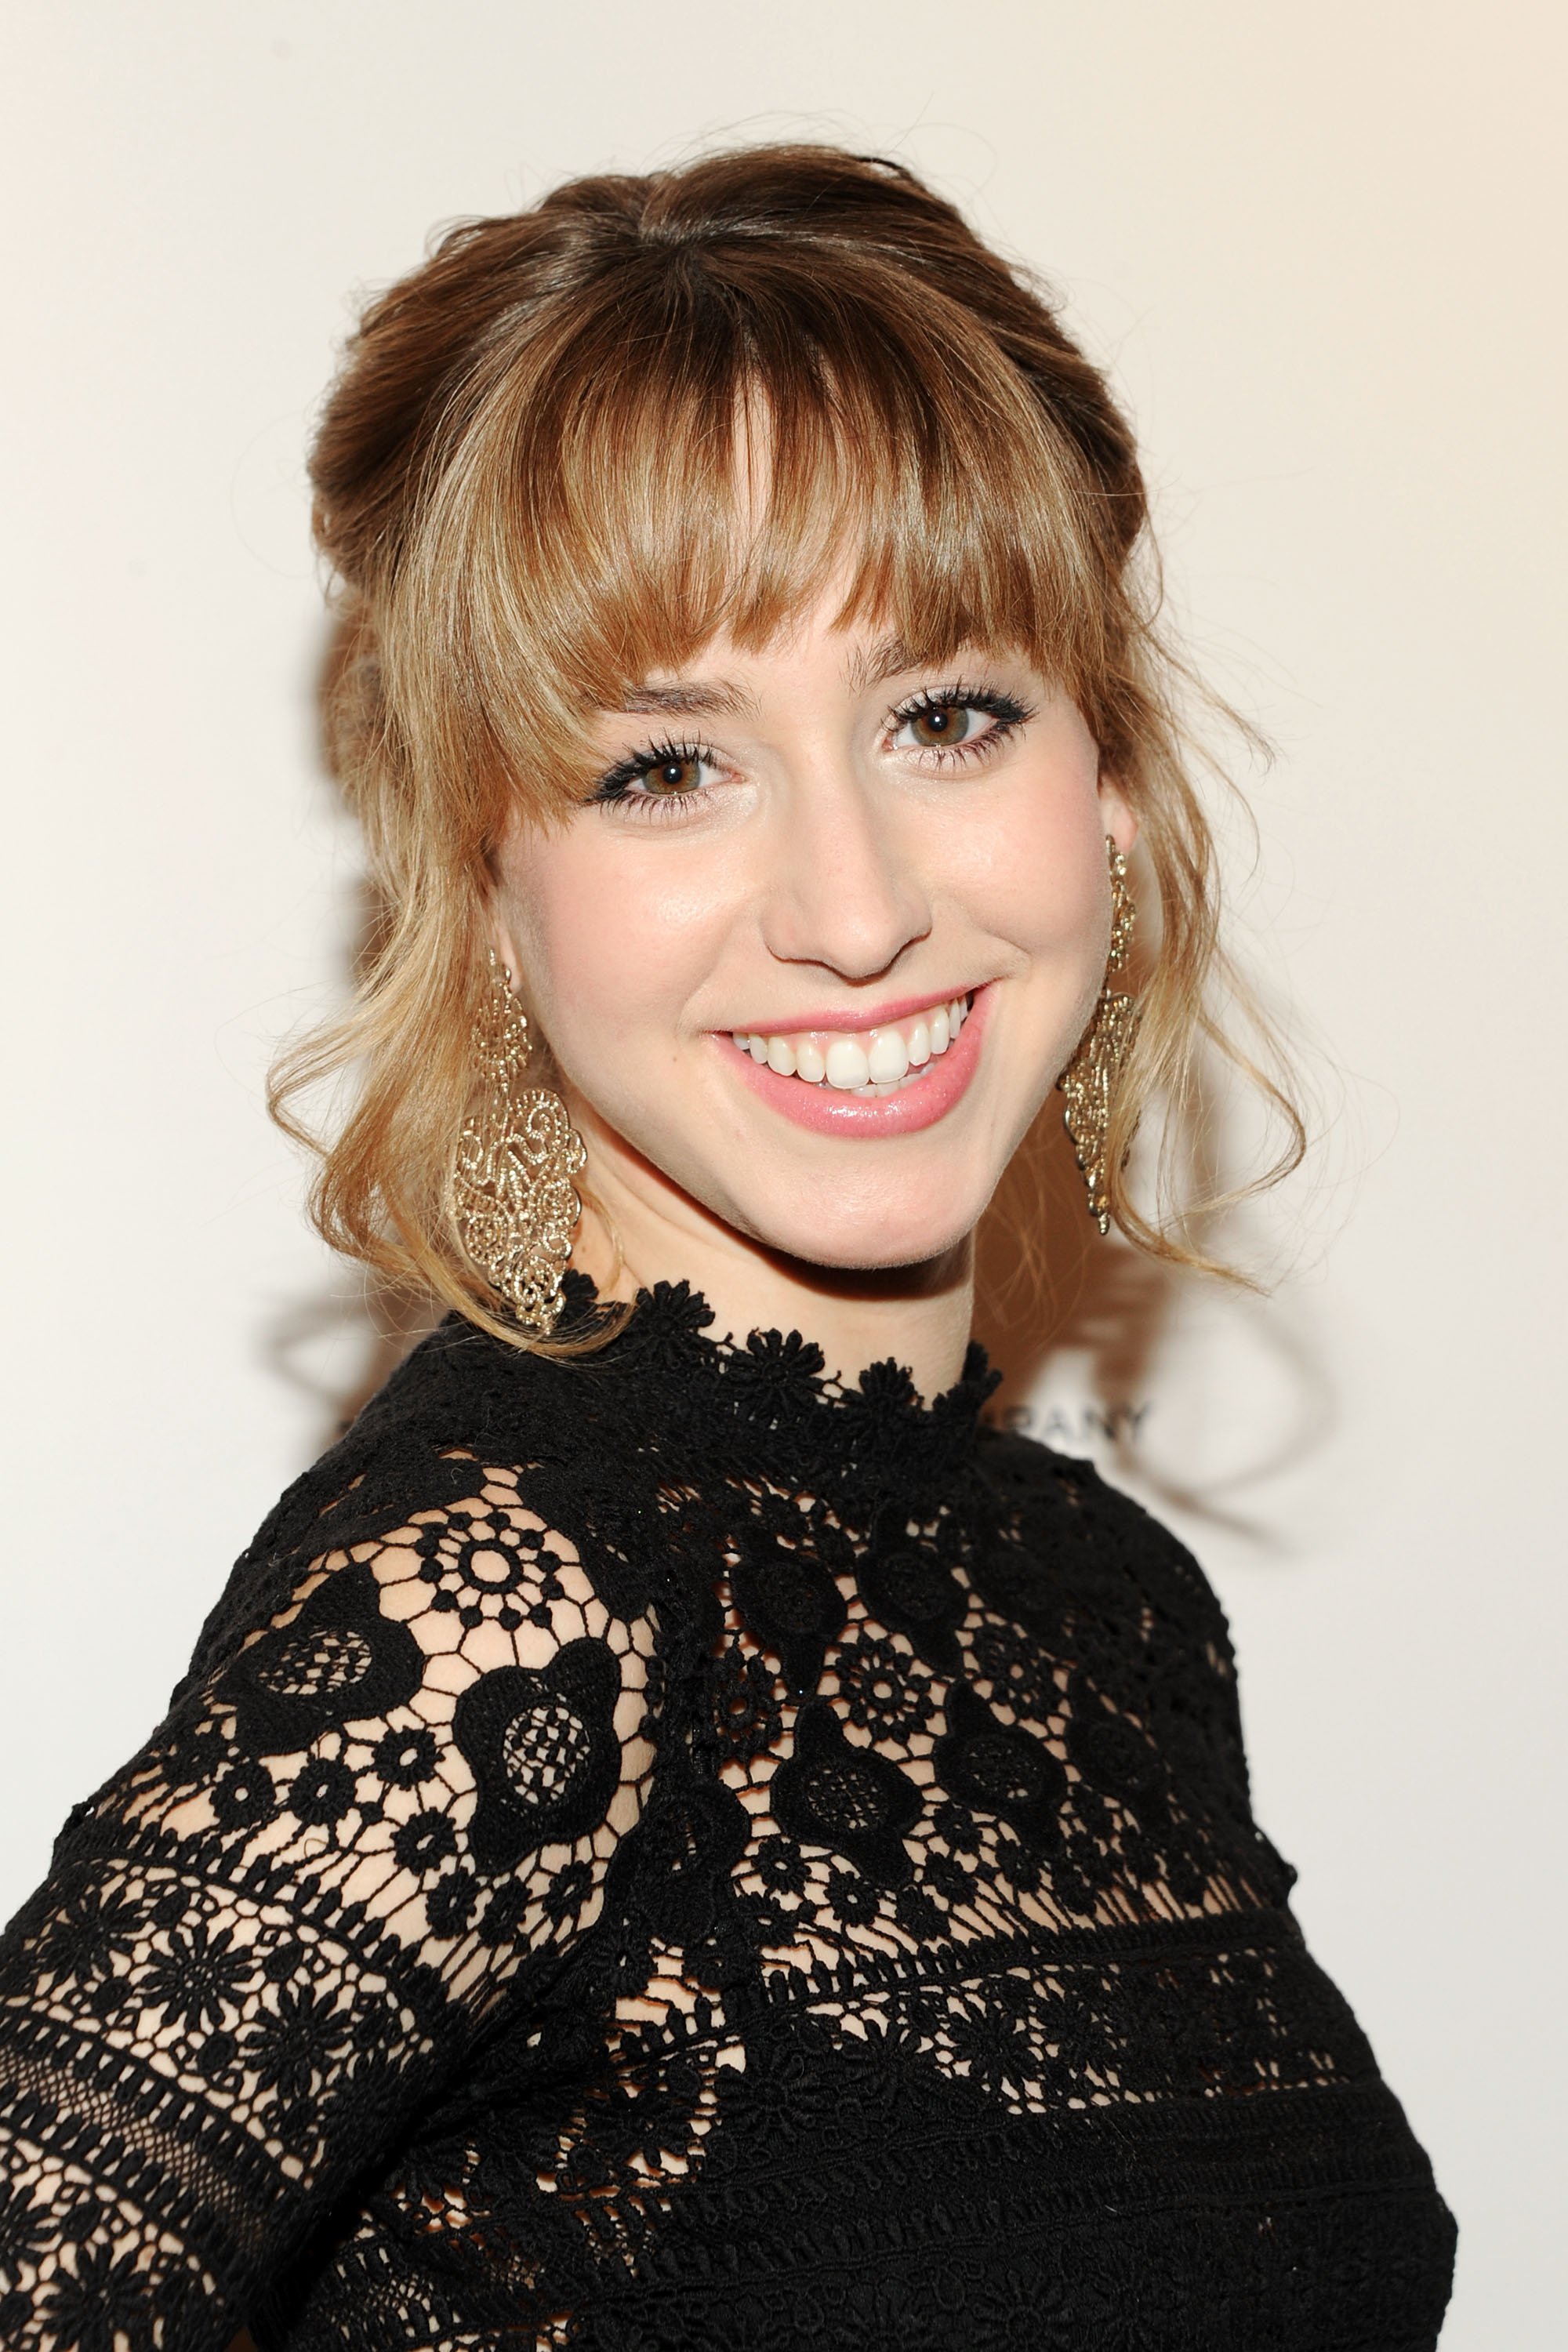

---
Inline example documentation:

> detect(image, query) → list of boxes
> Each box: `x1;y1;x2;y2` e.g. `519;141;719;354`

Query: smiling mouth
729;995;973;1098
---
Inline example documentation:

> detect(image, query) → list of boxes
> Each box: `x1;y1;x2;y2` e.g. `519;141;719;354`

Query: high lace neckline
551;1270;1000;1497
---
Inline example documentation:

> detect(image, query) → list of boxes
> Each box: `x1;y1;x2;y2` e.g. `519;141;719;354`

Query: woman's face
493;593;1135;1279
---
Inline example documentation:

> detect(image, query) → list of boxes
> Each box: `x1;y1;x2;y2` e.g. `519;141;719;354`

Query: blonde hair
273;142;1302;1348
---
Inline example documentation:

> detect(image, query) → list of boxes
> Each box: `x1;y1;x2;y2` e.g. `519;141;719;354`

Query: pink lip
728;985;975;1039
717;984;993;1138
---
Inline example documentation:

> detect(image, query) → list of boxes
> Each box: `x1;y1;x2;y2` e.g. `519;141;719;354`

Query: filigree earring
1058;837;1140;1235
448;951;586;1337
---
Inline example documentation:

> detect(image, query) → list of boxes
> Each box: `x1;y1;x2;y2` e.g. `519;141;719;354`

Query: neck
569;1122;976;1405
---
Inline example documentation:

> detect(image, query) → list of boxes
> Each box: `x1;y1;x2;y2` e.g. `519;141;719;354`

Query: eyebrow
844;634;925;693
609;678;759;719
605;635;961;720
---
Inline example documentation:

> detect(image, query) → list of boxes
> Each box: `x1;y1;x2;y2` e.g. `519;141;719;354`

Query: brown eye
590;742;720;811
644;753;706;794
906;702;976;748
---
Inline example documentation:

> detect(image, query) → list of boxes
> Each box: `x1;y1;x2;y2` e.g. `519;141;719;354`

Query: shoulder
179;1318;656;1697
42;1323;668;2025
973;1425;1232;1660
971;1429;1270;1849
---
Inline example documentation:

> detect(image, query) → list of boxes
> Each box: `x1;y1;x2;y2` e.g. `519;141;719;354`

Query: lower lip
715;988;992;1138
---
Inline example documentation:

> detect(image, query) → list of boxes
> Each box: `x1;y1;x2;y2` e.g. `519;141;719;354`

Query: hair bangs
423;247;1119;822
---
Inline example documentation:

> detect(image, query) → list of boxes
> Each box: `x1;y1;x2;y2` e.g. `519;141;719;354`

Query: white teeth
866;1028;909;1084
730;993;973;1094
825;1038;872;1091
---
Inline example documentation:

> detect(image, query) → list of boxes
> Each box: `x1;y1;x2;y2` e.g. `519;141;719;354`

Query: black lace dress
0;1283;1454;2350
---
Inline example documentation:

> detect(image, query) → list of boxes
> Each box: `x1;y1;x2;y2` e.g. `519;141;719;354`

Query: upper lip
720;984;982;1036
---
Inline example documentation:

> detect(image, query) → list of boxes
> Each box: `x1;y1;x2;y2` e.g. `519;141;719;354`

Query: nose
758;759;933;983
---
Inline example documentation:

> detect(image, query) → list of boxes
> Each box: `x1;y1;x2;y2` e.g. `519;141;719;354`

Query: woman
0;146;1454;2348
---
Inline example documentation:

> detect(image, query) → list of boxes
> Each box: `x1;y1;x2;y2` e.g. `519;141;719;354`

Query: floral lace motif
0;1282;1454;2348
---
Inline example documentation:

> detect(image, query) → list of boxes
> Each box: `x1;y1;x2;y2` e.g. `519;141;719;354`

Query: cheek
943;771;1110;970
501;835;717;1080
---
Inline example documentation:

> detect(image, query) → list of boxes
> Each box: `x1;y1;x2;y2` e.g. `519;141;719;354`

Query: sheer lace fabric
0;1283;1454;2348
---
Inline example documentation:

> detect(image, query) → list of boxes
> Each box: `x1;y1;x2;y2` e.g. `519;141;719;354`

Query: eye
890;686;1031;760
587;740;723;811
903;702;980;748
642;752;710;796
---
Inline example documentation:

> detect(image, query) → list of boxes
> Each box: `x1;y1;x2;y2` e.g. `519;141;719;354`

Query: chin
740;1189;982;1277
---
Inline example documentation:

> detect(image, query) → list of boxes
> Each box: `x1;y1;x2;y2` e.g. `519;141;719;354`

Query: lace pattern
0;1282;1454;2348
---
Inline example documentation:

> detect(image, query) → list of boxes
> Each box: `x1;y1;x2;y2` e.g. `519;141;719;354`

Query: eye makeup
585;680;1034;815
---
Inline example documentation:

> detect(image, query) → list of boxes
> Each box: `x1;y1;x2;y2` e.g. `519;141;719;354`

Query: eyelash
586;682;1033;818
589;738;715;817
895;683;1033;763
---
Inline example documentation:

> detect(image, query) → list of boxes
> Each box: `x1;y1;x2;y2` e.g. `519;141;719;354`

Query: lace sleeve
0;1458;660;2347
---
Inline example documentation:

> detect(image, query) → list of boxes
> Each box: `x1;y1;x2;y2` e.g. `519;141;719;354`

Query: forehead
604;627;949;717
598;619;1060;738
495;328;1096;717
455;335;1109;816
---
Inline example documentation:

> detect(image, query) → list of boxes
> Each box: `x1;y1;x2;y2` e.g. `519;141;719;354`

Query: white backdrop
2;5;1563;2343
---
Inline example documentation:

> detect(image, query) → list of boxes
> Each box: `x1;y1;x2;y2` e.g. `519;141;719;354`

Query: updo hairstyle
273;143;1302;1345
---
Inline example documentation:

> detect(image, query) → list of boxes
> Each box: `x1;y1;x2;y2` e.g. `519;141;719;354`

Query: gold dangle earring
1058;837;1140;1234
448;951;586;1337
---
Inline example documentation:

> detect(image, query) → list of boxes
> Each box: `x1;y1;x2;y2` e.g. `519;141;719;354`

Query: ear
1095;768;1139;856
483;888;526;994
489;922;523;988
